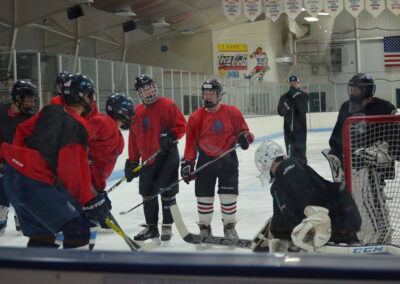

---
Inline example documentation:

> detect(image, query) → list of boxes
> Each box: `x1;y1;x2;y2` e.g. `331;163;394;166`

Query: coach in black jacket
277;76;309;164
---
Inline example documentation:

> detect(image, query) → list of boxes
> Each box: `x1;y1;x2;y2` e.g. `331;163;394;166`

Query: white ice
1;131;333;253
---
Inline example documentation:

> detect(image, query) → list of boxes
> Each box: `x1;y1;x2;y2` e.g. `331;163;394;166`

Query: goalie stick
171;201;400;255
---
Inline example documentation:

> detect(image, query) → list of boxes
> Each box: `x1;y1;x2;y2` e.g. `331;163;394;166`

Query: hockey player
277;76;309;164
88;93;135;230
125;74;186;243
0;81;39;235
180;79;254;239
327;73;398;244
329;73;397;167
253;140;361;252
0;74;110;248
50;72;99;120
243;47;270;81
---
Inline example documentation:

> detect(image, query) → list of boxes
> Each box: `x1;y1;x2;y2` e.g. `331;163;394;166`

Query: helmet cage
254;140;285;186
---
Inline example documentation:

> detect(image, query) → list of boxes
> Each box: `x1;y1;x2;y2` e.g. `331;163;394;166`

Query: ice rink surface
1;130;333;253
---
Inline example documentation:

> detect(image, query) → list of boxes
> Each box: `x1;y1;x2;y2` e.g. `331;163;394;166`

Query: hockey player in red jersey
0;74;110;249
0;81;39;235
180;79;254;239
50;72;99;120
124;74;186;243
89;93;135;194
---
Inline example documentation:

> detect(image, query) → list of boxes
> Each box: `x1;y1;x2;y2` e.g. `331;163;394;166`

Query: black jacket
277;87;308;133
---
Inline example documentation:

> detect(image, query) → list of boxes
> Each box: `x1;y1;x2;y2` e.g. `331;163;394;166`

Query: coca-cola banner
345;0;365;17
264;0;284;21
283;0;303;20
324;0;344;17
387;0;400;15
244;0;262;22
365;0;385;17
223;0;241;22
304;0;323;16
217;53;248;71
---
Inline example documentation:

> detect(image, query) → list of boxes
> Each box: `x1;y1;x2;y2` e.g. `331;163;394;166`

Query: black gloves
238;131;255;150
180;159;195;184
125;159;140;182
159;129;175;155
82;191;112;225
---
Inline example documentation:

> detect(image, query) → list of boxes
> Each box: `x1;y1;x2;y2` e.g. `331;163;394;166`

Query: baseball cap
288;75;299;82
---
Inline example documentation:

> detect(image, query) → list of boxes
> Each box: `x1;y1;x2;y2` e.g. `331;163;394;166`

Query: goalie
253;140;361;252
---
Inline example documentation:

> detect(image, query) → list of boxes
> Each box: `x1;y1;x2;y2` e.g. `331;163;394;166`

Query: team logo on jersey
210;120;224;132
142;117;150;130
283;164;294;176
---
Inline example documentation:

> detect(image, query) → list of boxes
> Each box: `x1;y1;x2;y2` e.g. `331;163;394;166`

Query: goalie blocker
254;140;362;252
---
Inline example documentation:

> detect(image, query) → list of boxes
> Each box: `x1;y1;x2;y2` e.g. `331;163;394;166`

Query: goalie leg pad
321;149;344;182
291;206;331;252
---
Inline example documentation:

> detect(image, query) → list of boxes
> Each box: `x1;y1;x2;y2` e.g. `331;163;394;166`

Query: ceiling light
69;0;93;3
304;16;319;22
115;6;136;17
318;12;329;15
181;29;195;35
301;8;306;11
152;18;170;27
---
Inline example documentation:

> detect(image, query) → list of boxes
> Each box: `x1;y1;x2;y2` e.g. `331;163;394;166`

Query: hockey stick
170;202;254;249
105;213;158;251
119;144;241;215
171;200;400;255
106;149;162;194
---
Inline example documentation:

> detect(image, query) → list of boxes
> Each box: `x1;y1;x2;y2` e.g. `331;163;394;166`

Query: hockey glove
124;159;140;182
159;129;175;155
238;131;255;150
180;159;195;184
291;206;331;252
82;191;112;226
354;141;392;166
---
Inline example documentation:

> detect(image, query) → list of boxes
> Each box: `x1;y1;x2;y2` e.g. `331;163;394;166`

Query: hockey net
343;115;400;246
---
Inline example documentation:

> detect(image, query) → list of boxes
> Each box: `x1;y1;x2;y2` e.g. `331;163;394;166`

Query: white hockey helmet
255;140;285;186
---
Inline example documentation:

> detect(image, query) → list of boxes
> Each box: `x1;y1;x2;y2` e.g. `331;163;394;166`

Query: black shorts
194;148;239;197
139;144;179;198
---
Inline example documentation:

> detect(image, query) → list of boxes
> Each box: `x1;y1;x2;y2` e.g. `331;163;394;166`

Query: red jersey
50;95;99;121
128;97;186;165
87;114;124;191
1;105;94;206
184;104;249;162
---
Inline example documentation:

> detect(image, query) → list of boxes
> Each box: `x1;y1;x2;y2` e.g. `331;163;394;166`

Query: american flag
384;36;400;67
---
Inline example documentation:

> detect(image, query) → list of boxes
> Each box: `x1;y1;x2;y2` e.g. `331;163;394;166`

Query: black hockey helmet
106;93;136;130
62;73;95;116
348;73;376;113
11;80;39;115
54;71;70;96
201;79;223;108
134;74;158;105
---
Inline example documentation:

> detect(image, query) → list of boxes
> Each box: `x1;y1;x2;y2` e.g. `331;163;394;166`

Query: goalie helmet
201;79;223;108
106;93;136;130
254;140;285;186
11;80;39;115
62;74;95;116
134;74;158;105
348;73;376;113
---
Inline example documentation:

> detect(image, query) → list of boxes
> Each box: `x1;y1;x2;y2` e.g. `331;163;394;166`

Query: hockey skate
223;222;238;239
0;206;8;236
196;224;213;250
134;224;161;246
161;224;173;244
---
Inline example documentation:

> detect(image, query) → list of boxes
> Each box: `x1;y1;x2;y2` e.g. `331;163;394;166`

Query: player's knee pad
219;194;237;224
27;234;59;248
197;197;214;225
61;217;97;249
